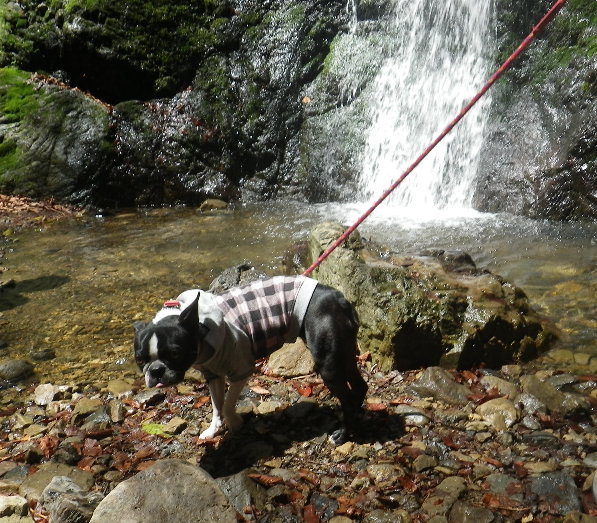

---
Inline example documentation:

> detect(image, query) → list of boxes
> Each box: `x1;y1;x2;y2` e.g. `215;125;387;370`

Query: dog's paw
199;418;224;439
330;428;349;446
225;413;243;433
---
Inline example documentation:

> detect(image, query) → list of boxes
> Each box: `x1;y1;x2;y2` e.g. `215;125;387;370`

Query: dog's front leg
223;377;249;433
200;377;226;439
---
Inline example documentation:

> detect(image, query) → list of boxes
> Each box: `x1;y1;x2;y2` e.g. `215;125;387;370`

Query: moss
0;67;38;123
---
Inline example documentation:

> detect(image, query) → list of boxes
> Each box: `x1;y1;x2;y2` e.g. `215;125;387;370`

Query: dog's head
133;293;203;388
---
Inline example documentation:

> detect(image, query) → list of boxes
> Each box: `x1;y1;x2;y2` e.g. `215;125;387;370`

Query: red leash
303;0;568;277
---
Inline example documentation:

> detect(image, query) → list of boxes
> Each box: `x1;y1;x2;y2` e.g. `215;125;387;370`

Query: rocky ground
1;342;597;522
0;198;596;521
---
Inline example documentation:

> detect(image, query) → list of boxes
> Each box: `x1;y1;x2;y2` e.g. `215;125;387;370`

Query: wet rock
475;398;519;430
413;455;438;473
29;348;56;362
162;416;188;435
448;500;495;523
19;463;94;502
485;473;523;502
530;472;581;514
393;404;431;426
265;340;315;377
208;264;267;294
39;476;104;523
311;492;340;520
108;400;125;423
216;469;268;514
367;463;402;488
199;199;228;212
0;495;28;517
479;375;519;400
33;384;60;406
409;367;470;405
89;460;236;523
133;388;166;407
420;476;466;517
519;374;590;417
106;379;134;397
0;359;33;382
71;397;103;424
309;222;552;370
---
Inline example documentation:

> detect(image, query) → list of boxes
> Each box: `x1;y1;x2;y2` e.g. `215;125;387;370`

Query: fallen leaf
248;473;284;487
303;504;320;523
141;423;173;438
250;385;271;395
193;396;211;408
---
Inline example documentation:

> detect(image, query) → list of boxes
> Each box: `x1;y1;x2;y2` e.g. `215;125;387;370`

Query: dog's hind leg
200;377;226;439
305;326;367;444
223;377;249;433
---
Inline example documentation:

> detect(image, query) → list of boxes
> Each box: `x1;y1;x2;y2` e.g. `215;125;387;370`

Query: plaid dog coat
176;276;318;382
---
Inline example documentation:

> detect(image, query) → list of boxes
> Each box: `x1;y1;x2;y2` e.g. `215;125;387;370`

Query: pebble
475;397;519;429
0;359;33;381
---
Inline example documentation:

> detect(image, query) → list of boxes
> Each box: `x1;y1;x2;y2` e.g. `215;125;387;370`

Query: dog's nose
148;363;165;379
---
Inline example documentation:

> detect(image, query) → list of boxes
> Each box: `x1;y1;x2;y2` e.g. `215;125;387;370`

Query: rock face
89;460;236;523
308;222;554;371
0;1;594;219
473;0;597;221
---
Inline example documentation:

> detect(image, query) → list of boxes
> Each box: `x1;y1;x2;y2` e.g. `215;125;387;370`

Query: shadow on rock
201;403;404;478
0;275;70;311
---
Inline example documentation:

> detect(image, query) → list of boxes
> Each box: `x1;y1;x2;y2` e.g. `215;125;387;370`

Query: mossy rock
0;68;112;200
308;222;555;371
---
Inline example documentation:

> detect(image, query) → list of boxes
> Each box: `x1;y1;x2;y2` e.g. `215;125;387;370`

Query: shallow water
0;202;595;386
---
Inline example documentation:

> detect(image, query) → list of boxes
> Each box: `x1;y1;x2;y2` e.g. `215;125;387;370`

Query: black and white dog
133;276;367;444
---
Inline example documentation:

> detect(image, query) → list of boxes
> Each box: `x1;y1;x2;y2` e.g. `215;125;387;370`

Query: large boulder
89;460;236;523
308;222;554;371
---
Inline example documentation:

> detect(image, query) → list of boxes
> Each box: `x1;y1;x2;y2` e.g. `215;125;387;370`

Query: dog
133;275;367;444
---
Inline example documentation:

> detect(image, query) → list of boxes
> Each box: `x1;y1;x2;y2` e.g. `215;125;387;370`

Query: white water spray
358;0;495;215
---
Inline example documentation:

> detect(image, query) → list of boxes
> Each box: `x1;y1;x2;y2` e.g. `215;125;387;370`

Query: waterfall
358;0;495;215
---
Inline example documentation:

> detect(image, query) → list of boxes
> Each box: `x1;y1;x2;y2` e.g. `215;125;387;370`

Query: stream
0;201;595;391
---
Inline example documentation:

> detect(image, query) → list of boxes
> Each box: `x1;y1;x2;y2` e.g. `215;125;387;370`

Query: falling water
358;0;495;214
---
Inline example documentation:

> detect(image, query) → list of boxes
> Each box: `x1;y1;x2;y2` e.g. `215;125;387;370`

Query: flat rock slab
89;459;236;523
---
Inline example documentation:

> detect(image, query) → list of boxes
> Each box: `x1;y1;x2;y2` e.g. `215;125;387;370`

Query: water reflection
0;202;595;385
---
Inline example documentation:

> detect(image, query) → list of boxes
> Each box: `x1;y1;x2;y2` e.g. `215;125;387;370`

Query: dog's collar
163;300;181;308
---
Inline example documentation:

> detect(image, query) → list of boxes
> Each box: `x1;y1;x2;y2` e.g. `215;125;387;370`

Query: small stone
413;454;437;472
162;416;188;435
530;472;581;514
367;464;401;487
393;405;430;426
199;199;228;212
334;442;354;456
109;400;125;423
547;349;574;363
134;389;166;406
0;494;28;516
501;364;522;378
409;367;470;405
0;359;34;381
33;383;59;406
574;352;591;366
476;398;519;430
265;340;315;377
106;379;134;397
475;432;492;443
29;348;56;362
523;461;557;474
72;397;103;422
255;400;284;415
480;375;518;399
23;424;47;437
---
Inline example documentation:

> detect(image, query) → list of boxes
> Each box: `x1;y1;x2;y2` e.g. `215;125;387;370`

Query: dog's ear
179;292;200;333
133;321;147;334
